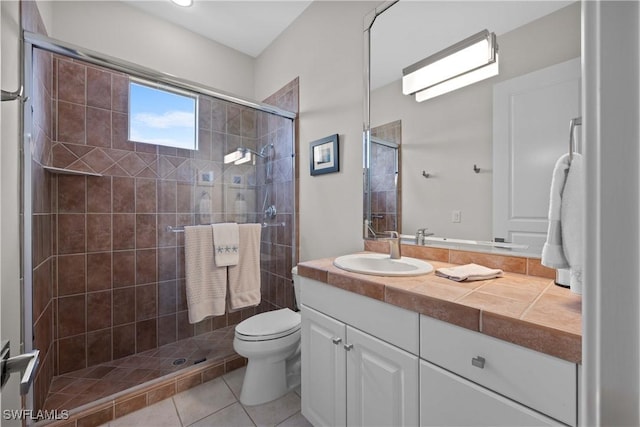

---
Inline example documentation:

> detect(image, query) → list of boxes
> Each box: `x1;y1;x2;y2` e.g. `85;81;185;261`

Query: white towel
228;223;262;310
184;225;226;323
212;223;239;266
561;153;584;294
541;154;571;269
435;263;503;282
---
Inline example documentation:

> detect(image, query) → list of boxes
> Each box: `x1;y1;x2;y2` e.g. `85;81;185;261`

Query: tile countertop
296;253;582;364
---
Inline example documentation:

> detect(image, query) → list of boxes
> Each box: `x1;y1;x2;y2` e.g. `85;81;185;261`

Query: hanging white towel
435;263;503;282
541;154;571;269
212;223;239;266
561;153;584;294
184;225;226;323
228;223;262;310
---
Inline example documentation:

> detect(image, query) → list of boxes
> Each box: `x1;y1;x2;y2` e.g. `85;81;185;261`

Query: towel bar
569;117;582;164
167;222;285;233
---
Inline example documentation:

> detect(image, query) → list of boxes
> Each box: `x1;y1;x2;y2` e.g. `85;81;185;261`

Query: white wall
371;3;580;240
49;1;255;100
35;0;52;34
1;0;25;422
255;1;377;261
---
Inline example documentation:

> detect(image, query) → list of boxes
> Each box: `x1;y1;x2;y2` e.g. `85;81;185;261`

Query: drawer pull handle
344;344;354;351
471;356;485;369
332;337;342;345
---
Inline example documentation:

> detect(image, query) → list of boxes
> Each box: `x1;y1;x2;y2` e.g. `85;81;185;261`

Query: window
128;78;198;150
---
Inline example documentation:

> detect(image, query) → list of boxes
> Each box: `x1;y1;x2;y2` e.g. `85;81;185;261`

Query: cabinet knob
332;337;342;345
344;343;354;351
471;356;485;369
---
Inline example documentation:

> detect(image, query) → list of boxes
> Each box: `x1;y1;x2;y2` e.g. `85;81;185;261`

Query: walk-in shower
23;31;298;420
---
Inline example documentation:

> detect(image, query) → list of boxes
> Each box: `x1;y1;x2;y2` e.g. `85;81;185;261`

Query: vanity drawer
420;315;577;426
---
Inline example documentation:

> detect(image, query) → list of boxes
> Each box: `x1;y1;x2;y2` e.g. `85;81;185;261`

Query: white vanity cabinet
298;276;420;427
420;315;577;426
296;273;578;427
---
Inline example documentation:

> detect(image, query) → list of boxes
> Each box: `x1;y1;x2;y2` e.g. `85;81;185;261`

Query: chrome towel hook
473;164;481;174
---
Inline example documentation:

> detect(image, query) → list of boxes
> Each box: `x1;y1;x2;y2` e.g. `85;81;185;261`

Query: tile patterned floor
44;326;237;411
103;367;310;427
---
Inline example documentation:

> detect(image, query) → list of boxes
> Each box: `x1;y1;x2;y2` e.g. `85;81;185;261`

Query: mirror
364;0;581;256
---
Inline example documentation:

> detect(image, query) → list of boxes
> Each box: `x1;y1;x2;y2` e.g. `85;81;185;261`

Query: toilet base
239;349;301;406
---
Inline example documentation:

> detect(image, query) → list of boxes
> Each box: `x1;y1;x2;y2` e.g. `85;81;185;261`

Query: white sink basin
333;253;434;277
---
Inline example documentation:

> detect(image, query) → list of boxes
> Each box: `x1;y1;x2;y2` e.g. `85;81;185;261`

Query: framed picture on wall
310;134;339;176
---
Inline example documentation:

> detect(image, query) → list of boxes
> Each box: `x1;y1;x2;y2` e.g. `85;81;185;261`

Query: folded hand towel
228;223;262;310
184;225;226;323
561;153;584;294
212;223;239;267
435;263;503;282
541;154;571;269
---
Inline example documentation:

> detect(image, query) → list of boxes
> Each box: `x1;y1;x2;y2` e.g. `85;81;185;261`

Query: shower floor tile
43;325;237;412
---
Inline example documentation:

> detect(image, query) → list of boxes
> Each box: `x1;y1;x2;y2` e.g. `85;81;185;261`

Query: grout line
239;400;257;427
519;280;554;320
170;395;185;427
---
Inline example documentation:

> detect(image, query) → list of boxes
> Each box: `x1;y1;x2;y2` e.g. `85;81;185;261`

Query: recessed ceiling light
171;0;193;7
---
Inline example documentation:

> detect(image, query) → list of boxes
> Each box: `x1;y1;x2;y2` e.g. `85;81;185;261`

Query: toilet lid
235;308;301;340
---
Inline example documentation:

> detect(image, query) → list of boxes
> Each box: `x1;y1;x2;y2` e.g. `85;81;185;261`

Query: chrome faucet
383;230;401;259
416;228;434;245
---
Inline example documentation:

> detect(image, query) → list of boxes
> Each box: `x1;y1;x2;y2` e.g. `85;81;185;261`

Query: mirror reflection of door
493;58;581;253
370;120;401;234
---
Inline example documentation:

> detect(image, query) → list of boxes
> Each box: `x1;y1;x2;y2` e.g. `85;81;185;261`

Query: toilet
233;278;302;406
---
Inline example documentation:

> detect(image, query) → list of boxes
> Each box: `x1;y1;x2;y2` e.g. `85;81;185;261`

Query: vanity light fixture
402;30;499;102
170;0;193;7
233;151;253;165
224;147;261;165
224;148;245;164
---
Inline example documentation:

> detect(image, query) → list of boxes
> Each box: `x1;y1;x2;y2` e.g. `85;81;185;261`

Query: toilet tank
292;267;301;310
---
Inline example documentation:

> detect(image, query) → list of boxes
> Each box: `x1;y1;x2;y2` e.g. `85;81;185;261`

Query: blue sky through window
129;80;198;150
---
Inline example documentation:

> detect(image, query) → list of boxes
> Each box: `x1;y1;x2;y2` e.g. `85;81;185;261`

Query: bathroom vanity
295;253;581;427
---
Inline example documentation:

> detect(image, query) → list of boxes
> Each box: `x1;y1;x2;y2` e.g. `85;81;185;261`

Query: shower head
258;143;274;157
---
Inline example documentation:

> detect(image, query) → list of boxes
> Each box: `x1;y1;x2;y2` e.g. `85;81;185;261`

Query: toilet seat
235;308;301;342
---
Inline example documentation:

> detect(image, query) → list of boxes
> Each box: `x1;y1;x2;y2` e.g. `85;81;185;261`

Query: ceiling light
403;30;498;101
171;0;193;7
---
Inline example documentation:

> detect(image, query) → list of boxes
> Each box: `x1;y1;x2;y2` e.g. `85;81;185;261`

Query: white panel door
301;306;346;427
493;58;581;252
420;360;563;426
346;326;419;427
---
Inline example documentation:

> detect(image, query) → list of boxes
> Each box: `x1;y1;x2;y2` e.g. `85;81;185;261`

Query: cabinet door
420;360;564;426
346;326;419;427
301;306;346;427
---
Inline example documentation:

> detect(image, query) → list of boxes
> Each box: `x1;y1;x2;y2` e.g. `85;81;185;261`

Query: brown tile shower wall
370;120;401;233
259;78;299;311
43;53;298;388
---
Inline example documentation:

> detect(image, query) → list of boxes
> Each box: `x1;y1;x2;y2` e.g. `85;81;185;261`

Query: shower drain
172;358;187;366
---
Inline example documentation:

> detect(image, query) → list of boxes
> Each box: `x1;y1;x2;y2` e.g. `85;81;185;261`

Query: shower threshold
39;325;243;425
